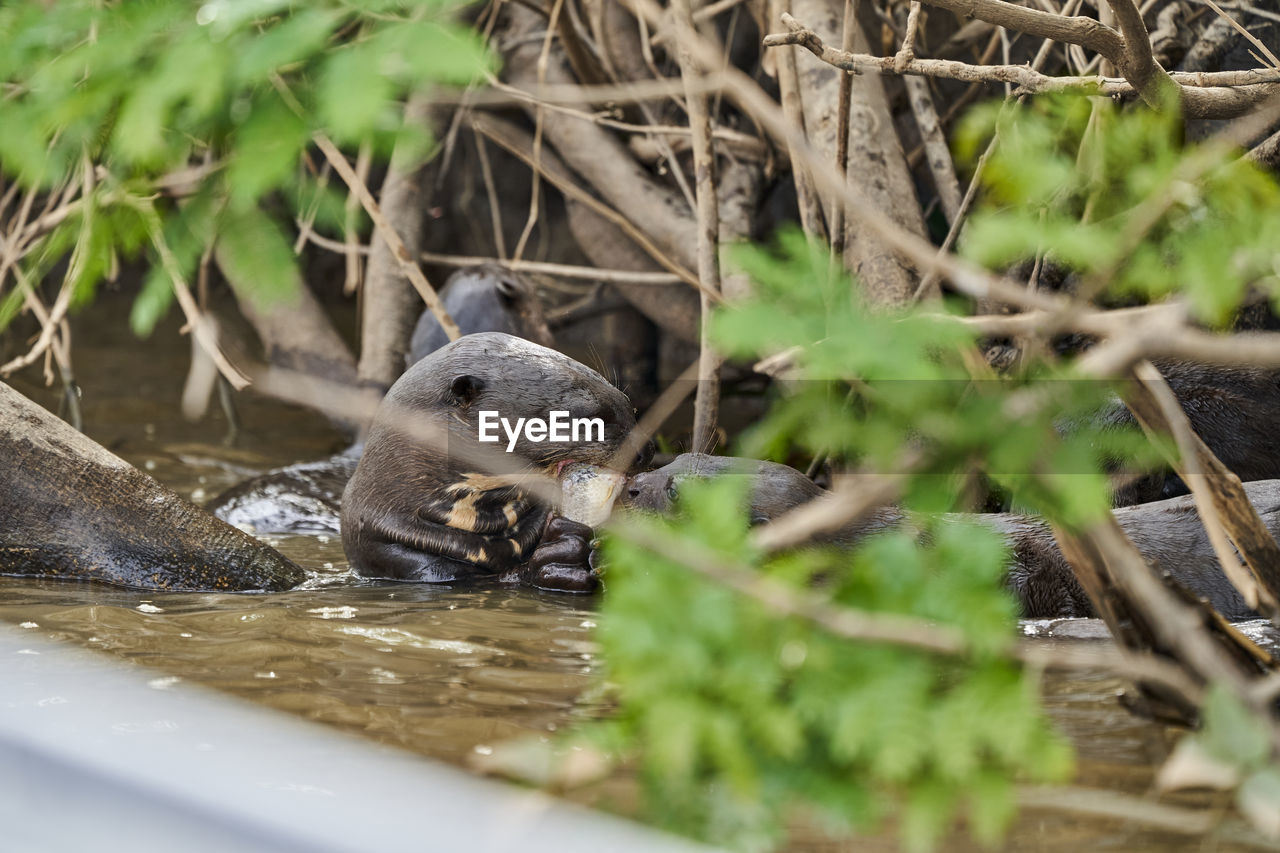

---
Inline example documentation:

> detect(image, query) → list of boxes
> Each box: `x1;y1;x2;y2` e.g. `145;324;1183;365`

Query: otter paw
525;516;599;593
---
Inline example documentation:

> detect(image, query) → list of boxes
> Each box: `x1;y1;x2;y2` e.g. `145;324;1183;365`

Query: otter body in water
623;453;1263;619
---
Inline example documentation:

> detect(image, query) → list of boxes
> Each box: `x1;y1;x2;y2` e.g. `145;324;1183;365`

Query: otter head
390;331;639;476
621;453;824;525
406;266;555;368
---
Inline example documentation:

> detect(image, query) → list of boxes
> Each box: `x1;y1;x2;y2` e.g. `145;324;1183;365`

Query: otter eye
447;374;485;406
665;480;679;502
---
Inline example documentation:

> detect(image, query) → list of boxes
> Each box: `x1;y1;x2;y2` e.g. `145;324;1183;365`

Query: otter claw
525;514;600;593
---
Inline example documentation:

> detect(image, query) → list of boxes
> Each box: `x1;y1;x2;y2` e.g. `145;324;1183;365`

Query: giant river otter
622;453;1265;620
211;266;552;535
341;332;648;593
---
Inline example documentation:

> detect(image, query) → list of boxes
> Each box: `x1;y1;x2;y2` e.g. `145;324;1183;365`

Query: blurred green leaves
0;0;493;328
956;96;1280;326
592;99;1280;850
599;479;1071;851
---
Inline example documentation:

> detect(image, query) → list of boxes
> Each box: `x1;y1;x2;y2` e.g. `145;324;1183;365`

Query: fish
558;463;626;528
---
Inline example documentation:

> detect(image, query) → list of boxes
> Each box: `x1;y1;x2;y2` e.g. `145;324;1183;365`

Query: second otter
623;453;1260;620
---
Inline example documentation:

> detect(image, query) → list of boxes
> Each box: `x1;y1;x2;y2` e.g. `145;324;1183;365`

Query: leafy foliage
593;98;1280;850
955;95;1280;325
599;478;1072;851
0;0;493;332
1190;686;1280;834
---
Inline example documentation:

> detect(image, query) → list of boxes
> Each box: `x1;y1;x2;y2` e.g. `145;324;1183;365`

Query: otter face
621;454;825;524
621;454;744;514
391;332;639;471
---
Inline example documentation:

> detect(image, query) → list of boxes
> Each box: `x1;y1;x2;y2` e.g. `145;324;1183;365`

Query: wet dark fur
342;332;640;590
624;453;1268;620
1101;361;1280;505
210;266;554;535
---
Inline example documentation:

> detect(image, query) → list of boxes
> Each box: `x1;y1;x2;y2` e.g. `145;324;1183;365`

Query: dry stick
673;0;723;455
770;0;827;242
912;0;1277;118
1203;0;1280;69
292;160;332;254
828;0;859;258
904;74;964;223
1127;360;1280;618
513;0;565;263
954;302;1184;338
474;133;508;260
1064;516;1274;713
342;142;371;296
313;134;461;342
1015;786;1276;842
132;200;250;390
895;3;964;225
1101;0;1174;102
303;230;685;283
763;16;1280;93
1;267;71;380
752;467;908;552
459;70;734;108
477;76;769;161
911;0;1080;304
470;113;710;294
421;253;680;283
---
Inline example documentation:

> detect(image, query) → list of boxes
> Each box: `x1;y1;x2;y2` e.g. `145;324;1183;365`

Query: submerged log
0;381;304;592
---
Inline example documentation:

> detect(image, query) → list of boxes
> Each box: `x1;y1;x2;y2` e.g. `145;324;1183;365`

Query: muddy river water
2;304;1278;851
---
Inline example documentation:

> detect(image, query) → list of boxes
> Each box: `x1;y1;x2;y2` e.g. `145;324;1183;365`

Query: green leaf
131;263;175;338
226;93;307;206
317;42;392;144
1200;684;1272;769
216;203;301;308
1237;767;1280;837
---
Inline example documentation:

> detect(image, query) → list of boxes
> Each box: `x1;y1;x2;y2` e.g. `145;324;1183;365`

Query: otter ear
495;275;523;303
447;374;486;406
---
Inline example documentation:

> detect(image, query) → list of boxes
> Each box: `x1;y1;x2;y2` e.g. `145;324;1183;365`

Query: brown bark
716;158;764;302
502;5;705;341
357;94;439;390
220;254;357;387
786;0;929;304
565;199;701;342
673;0;724;454
770;0;829;242
1124;362;1280;620
0;380;303;591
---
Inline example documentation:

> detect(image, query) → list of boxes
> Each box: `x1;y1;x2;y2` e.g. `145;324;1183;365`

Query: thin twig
673;0;724;454
312;134;462;342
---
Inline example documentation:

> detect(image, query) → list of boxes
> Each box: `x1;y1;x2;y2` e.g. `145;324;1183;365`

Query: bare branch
312;133;462;344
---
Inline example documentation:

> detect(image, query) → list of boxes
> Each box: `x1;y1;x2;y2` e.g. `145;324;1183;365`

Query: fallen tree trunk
0;381;304;592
